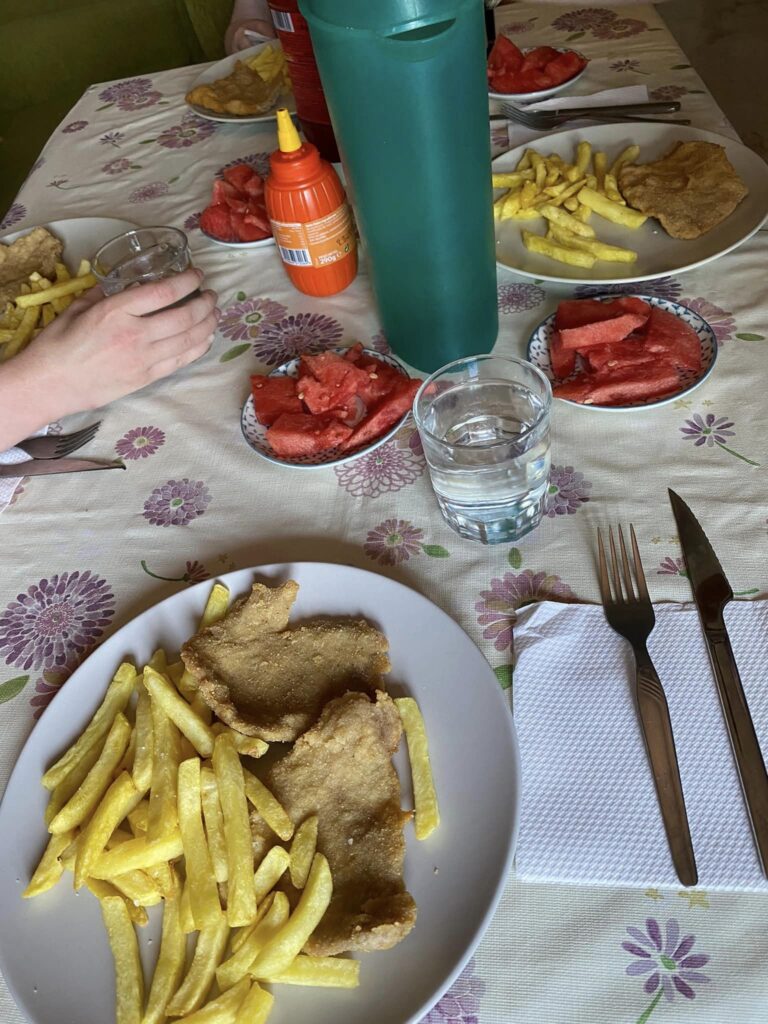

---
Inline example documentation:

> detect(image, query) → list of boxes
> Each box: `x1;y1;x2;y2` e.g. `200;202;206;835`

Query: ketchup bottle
265;109;357;298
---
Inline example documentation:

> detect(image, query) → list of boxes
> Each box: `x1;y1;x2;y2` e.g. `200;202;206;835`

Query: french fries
289;814;318;889
216;893;288;991
144;666;215;758
213;733;258;926
74;771;142;888
538;204;595;239
546;222;638;263
143;885;186;1024
146;700;181;841
99;895;144;1024
253;845;290;904
234;984;273;1024
166;916;230;1016
178;758;223;929
265;955;360;988
522;231;597;269
174;976;251;1024
577;186;647;228
23;830;76;898
242;768;294;842
201;766;229;884
396;698;440;840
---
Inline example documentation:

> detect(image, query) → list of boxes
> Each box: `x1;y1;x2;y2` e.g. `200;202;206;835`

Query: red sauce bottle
265;109;357;298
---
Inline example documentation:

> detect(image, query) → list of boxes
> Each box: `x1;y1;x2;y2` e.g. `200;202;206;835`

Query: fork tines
55;422;101;457
597;524;649;605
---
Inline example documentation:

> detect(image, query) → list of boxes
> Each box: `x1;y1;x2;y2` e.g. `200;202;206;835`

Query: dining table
1;3;767;1022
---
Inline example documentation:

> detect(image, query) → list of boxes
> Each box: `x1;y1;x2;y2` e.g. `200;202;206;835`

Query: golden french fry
23;829;76;897
519;180;539;209
147;648;168;674
144;667;215;758
217;894;289;991
234;983;273;1024
577;187;647;227
87;878;148;928
491;171;533;188
534;159;546;190
515;150;531;171
249;854;332;979
538;204;596;239
253;846;290;904
178;583;231;697
55;261;71;282
242;769;293;842
265;955;360;988
132;686;153;795
543;183;567;198
507;208;543;221
563;197;579;212
99;894;145;1024
546;222;638;263
213;733;257;927
609;143;640;179
51;294;73;313
522;230;597;268
147;860;178;899
41;304;55;327
15;273;96;308
91;831;183;878
575;141;592;178
147;699;181;841
76;258;92;276
179;757;223;929
543;161;560;187
211;724;268;759
396;697;440;840
548;176;587;207
48;713;132;834
166;916;230;1016
289;815;318;890
201;767;229;884
573;203;592;223
143;883;187;1024
43;663;136;790
45;738;104;826
0;305;40;360
593;150;607;191
75;772;142;888
180;876;197;934
110;869;163;908
167;660;185;685
603;172;625;204
116;726;137;777
174;977;251;1024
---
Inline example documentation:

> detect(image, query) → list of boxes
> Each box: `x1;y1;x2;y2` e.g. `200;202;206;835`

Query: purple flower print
594;17;647;39
369;331;391;355
610;59;644;73
650;85;689;102
184;212;202;232
335;442;425;498
102;157;133;176
254;312;344;366
476;570;574;652
575;277;682;302
491;123;509;153
680;412;758;465
143;479;211;527
217;152;271;181
218;297;288;342
47;177;69;189
98;78;161;111
129;182;170;204
155;113;217;149
0;571;115;673
622;918;711;1008
0;202;26;231
140;558;210;585
497;282;545;314
421;958;485;1023
30;668;72;719
100;131;125;147
364;519;424;566
501;19;537;35
62;120;88;134
552;9;617;32
679;297;735;345
658;556;686;576
544;464;592;517
395;422;424;458
115;426;165;460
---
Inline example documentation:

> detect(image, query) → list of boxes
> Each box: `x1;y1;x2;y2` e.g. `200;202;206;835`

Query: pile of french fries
0;258;95;363
493;142;648;269
23;581;439;1024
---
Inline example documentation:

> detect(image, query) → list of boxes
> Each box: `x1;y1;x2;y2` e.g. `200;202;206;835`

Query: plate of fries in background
492;123;768;285
186;42;295;124
0;217;137;363
0;563;519;1024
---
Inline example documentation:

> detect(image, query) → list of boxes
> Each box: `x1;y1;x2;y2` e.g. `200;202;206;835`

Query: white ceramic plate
200;227;275;250
1;217;138;271
488;46;588;103
493;123;768;284
528;295;718;410
0;563;519;1024
186;42;296;124
241;348;415;469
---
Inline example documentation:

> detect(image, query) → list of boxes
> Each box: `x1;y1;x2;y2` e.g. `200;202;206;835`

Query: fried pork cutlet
186;60;285;116
0;227;63;306
618;141;748;240
181;581;390;742
268;691;417;955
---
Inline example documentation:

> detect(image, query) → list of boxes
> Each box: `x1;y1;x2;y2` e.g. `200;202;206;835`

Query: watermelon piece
222;163;255;190
243;205;271;235
487;36;524;79
266;413;352;458
341;377;420;451
640;307;702;372
200;204;235;242
555;297;651;331
584;340;655;373
296;374;359;421
521;46;561;71
554;361;680;406
343;343;365;364
559;312;649;351
545;50;587;86
549;330;576;379
242;174;265;199
250;375;304;426
613;296;652;319
354;358;402;405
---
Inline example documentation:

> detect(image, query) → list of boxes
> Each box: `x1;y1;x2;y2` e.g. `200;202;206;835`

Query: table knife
669;488;768;876
0;458;125;478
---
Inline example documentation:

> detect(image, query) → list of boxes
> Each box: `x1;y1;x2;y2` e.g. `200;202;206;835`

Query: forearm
0;349;74;450
230;0;271;22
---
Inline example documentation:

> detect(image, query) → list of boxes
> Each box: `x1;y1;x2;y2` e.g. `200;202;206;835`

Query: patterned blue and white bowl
240;347;412;469
527;295;718;411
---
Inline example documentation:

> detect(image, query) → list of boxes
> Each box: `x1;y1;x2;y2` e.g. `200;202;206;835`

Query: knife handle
635;648;698;887
708;625;768;875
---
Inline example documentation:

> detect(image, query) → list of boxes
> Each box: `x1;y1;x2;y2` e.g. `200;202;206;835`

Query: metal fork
597;525;698;887
15;421;101;460
499;102;690;130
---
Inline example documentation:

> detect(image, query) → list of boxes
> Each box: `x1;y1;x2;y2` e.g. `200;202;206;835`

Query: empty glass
93;226;192;298
413;354;552;544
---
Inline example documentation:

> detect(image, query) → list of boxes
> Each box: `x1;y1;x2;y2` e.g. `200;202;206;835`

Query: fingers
147;311;218;380
114;268;204;317
139;289;218;342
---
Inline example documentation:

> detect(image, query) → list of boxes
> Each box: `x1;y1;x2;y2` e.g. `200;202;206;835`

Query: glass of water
413;354;552;545
93;227;192;299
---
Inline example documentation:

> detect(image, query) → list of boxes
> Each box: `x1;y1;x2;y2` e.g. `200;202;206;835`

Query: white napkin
0;427;51;513
513;599;768;892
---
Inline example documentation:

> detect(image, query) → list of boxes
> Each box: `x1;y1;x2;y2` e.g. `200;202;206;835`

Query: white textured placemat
514;599;768;892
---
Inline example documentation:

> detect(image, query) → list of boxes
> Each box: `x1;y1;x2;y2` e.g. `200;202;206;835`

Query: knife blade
669;488;768;876
0;458;126;478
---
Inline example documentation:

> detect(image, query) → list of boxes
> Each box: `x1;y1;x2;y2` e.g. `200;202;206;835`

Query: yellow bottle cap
276;108;302;153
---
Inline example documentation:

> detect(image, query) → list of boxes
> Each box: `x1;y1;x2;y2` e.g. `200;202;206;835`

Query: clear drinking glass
413;354;552;545
93;227;192;298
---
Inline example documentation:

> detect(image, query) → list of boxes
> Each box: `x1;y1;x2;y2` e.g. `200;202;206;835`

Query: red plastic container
265;109;357;297
268;0;339;162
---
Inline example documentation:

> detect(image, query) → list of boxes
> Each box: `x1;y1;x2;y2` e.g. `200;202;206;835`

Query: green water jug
299;0;498;373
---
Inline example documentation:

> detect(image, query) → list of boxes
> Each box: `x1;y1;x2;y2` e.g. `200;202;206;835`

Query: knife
0;458;126;478
669;488;768;876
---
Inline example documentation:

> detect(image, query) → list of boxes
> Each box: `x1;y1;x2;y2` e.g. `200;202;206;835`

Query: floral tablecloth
2;4;767;1023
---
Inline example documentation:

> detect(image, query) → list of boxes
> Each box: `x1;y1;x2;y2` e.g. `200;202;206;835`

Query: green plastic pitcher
299;0;498;373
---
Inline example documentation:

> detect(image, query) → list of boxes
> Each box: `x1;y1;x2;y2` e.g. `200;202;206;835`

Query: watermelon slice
266;413;352;458
343;343;365;364
222;163;254;190
341;377;420;451
640;307;702;371
250;375;304;426
520;46;561;71
549;330;576;379
200;204;235;242
554;360;680;406
296;374;360;421
559;312;649;351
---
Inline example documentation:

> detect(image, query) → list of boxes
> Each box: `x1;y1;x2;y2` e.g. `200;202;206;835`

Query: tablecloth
2;4;767;1022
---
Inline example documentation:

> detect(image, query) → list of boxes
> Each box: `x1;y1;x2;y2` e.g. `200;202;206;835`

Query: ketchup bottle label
271;204;355;269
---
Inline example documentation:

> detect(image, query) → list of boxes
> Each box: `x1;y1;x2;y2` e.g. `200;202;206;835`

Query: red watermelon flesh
222;163;255;190
200;204;235;242
640;307;702;371
554;297;651;332
341;377;420;452
266;413;352;458
343;343;365;364
549;330;576;379
250;375;304;426
520;46;561;71
487;36;524;78
545;50;587;85
296;374;359;421
554;361;680;405
559;312;649;351
585;339;656;373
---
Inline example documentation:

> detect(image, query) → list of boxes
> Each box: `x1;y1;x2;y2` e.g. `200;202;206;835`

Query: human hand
21;268;219;418
225;18;276;54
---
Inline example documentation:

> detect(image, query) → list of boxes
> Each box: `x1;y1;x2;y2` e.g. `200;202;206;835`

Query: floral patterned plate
488;47;588;103
186;42;296;124
200;227;275;250
527;295;718;410
240;347;414;469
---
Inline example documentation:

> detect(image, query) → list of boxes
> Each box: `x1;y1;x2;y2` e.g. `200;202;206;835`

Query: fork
499;102;690;130
15;421;102;460
597;524;698;887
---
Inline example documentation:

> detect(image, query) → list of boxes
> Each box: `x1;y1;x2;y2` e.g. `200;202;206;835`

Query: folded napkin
0;427;52;513
513;599;768;892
